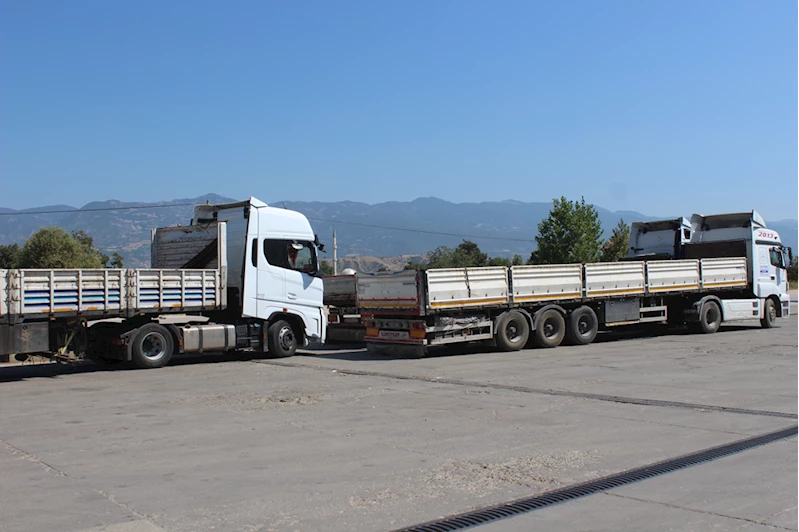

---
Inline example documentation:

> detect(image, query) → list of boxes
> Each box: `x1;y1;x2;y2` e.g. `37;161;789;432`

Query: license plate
378;330;410;340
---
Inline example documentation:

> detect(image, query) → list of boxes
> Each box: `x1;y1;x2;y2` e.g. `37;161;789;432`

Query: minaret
333;229;338;275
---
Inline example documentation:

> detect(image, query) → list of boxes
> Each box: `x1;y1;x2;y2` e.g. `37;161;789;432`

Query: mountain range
1;194;796;271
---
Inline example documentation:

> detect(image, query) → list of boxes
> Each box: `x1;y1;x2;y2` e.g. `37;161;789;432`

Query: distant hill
1;194;795;271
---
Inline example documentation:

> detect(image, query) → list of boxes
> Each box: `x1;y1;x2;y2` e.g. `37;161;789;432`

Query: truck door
754;242;782;298
769;247;786;288
263;239;323;310
257;239;288;311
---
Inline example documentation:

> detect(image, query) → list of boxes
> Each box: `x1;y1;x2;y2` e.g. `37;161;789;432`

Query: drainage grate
393;425;797;532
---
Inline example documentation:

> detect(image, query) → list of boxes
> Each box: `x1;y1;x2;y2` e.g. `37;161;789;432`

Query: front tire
131;324;174;369
268;320;298;357
760;298;777;329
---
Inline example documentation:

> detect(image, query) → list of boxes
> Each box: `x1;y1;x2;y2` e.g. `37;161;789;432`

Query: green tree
512;254;524;266
17;227;105;268
451;240;488;268
409;240;491;270
72;230;109;266
600;219;630;262
108;252;124;268
487;257;512;267
319;260;334;276
426;245;455;269
788;257;797;283
404;260;427;270
529;197;603;265
0;244;21;268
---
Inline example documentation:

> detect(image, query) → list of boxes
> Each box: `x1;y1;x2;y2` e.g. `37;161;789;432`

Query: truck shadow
305;323;768;361
0;351;299;383
0;323;771;380
591;323;761;343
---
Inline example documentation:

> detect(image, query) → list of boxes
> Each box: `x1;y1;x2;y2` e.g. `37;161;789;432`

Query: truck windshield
263;239;318;274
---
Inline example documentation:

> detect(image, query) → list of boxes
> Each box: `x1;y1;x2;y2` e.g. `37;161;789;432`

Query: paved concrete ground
0;318;796;532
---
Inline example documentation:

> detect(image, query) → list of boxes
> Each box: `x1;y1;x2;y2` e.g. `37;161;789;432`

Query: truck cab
688;211;791;318
192;198;326;347
628;218;692;259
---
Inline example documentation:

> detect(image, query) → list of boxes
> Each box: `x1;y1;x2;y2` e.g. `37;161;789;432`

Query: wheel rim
543;318;560;339
505;321;521;342
278;326;295;351
577;316;592;336
769;303;776;322
141;332;167;361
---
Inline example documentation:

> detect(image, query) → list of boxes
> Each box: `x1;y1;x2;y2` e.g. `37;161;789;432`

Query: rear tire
495;311;530;351
268;320;298;357
566;306;598;345
698;300;722;334
760;298;777;329
534;309;566;348
131;324;174;369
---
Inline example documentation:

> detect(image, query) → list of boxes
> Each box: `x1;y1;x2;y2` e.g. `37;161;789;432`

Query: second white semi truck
358;211;791;358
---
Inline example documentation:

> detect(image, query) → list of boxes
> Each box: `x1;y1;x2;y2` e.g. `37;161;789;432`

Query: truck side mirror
314;234;326;253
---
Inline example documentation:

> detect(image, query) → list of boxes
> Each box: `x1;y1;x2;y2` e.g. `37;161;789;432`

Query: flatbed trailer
358;210;791;358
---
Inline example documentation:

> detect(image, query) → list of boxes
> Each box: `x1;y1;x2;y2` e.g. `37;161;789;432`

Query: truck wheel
566;306;598;345
131;324;174;369
495;311;530;351
698;300;722;334
268;320;297;357
534;309;566;348
760;298;777;329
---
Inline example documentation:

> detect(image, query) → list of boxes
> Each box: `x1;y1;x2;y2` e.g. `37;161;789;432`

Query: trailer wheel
698;300;722;334
534;309;566;348
131;324;174;369
268;320;297;357
760;298;777;329
566;306;598;345
495;311;530;351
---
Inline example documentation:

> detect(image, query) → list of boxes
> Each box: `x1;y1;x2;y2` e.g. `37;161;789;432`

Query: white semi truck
0;198;326;368
358;211;791;358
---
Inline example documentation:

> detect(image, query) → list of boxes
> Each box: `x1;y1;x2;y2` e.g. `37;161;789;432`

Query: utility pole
333;229;337;275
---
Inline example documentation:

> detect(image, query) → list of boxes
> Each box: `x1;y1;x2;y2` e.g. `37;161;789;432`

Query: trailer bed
1;222;227;323
357;258;748;316
0;268;223;322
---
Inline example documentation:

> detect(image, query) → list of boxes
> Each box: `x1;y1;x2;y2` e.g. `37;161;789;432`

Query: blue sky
1;0;796;219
